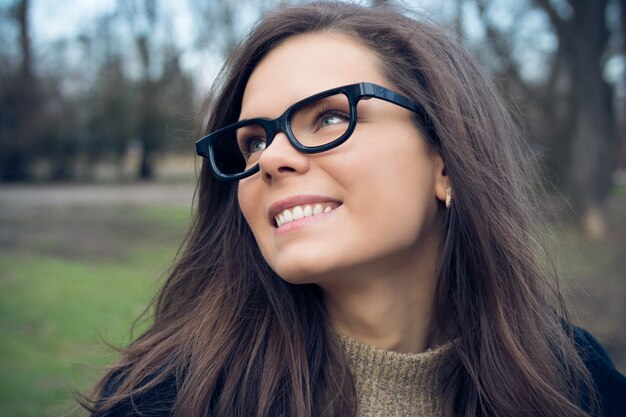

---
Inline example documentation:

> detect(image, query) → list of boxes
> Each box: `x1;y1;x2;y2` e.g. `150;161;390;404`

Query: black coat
92;327;626;417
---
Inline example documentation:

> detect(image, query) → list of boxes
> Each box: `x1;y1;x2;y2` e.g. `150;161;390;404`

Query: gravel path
0;183;196;209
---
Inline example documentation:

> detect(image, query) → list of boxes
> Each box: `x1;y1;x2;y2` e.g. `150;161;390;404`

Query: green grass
0;192;624;417
614;182;626;197
0;205;190;417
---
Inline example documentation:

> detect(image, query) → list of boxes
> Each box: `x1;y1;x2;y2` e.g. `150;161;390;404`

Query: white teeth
274;203;337;227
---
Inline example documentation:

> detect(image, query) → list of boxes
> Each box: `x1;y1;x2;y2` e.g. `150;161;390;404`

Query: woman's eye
316;110;349;129
238;136;266;159
321;115;343;126
249;139;267;153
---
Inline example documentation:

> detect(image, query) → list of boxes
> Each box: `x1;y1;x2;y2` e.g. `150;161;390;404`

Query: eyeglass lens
211;92;351;176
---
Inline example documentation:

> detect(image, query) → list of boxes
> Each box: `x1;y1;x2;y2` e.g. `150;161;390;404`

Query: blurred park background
0;0;625;415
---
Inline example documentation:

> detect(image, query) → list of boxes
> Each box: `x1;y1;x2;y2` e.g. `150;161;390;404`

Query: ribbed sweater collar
337;332;453;417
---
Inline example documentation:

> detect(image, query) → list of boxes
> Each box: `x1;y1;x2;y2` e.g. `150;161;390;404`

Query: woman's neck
319;233;442;354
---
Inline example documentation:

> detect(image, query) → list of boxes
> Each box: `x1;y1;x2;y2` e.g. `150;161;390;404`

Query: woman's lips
268;195;342;228
274;204;341;233
273;202;341;227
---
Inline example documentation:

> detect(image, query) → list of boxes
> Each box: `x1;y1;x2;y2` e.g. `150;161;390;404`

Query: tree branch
533;0;569;39
475;0;546;104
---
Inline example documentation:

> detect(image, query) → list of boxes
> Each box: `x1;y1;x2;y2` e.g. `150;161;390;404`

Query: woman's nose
257;132;311;182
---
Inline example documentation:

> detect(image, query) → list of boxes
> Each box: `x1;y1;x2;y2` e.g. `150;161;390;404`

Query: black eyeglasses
195;82;430;181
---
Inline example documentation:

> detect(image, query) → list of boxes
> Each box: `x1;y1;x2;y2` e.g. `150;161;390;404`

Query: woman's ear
433;153;450;204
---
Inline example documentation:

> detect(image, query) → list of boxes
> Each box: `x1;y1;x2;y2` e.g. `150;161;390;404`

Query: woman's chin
273;265;331;285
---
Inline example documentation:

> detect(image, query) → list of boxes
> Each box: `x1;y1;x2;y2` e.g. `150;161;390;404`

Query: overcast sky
17;0;622;91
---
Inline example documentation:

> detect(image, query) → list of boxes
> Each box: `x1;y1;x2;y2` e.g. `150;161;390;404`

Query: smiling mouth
274;203;341;228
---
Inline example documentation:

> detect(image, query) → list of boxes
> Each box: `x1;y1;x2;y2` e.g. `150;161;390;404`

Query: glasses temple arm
361;83;435;135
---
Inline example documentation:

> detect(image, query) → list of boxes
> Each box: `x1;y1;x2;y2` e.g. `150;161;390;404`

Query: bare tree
190;0;307;58
117;0;194;179
474;0;621;237
0;0;39;181
535;0;615;237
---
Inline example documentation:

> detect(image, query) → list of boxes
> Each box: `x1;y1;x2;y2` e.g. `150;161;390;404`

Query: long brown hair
83;2;596;416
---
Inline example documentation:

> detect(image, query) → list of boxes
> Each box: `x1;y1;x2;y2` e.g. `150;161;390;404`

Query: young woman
85;2;626;416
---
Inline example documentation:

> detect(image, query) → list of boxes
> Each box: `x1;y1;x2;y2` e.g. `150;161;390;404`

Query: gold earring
445;187;453;208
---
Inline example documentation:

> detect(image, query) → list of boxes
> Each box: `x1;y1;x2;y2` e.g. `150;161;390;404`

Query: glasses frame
196;82;429;181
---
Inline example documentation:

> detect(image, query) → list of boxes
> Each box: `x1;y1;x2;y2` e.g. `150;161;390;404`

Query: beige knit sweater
337;333;453;417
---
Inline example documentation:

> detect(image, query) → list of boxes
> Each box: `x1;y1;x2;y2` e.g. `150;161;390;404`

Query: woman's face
237;33;448;284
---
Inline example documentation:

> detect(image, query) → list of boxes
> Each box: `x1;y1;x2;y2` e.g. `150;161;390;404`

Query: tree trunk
1;0;36;181
17;0;32;80
139;149;154;180
567;0;613;238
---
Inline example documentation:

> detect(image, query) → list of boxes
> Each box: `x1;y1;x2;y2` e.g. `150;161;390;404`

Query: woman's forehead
239;32;386;120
